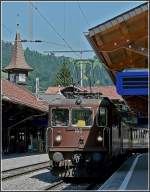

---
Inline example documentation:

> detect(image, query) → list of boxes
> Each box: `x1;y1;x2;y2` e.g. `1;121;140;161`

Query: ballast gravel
2;168;59;191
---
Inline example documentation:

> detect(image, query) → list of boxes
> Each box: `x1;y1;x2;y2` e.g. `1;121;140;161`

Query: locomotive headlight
55;134;62;143
97;135;103;142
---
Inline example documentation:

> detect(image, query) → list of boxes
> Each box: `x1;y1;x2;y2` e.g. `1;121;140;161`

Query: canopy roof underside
86;3;148;81
86;3;148;115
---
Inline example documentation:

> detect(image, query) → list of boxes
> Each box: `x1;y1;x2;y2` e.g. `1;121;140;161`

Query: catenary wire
31;2;80;58
77;1;90;26
30;2;80;84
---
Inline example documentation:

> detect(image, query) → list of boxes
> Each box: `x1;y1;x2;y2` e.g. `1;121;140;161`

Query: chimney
58;85;62;95
35;77;39;100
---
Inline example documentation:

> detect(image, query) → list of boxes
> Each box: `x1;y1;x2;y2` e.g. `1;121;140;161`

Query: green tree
54;61;73;87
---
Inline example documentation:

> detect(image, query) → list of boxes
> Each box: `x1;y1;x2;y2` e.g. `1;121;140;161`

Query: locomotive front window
72;109;93;127
97;108;107;127
52;109;69;127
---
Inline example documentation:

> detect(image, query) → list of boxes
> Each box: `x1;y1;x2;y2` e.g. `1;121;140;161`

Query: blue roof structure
116;70;148;95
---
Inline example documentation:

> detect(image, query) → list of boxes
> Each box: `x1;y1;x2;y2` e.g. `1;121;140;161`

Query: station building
2;32;48;154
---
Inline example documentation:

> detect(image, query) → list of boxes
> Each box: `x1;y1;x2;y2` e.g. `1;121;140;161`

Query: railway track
42;180;101;191
2;161;102;191
42;180;66;191
2;161;49;180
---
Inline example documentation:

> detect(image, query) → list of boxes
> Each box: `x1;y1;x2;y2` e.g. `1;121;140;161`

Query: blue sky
2;1;147;58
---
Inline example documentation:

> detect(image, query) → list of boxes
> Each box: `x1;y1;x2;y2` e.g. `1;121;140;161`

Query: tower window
18;73;26;82
9;73;15;82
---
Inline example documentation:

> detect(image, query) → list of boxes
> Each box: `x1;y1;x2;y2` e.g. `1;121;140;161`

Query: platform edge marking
118;154;142;190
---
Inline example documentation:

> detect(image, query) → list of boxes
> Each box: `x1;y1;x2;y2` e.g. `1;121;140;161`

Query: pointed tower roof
3;32;33;72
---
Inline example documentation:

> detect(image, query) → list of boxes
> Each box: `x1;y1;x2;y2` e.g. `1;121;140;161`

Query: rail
43;181;101;191
2;161;49;180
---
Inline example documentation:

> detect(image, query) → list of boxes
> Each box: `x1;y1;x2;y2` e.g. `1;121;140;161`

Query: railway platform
98;153;148;191
2;153;49;171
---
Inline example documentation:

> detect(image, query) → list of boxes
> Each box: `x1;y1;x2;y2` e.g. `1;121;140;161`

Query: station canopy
86;3;148;81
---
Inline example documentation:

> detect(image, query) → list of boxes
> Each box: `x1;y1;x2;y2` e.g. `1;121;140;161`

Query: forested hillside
2;41;113;92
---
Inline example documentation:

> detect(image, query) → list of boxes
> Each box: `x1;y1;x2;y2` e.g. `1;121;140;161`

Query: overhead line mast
44;50;94;87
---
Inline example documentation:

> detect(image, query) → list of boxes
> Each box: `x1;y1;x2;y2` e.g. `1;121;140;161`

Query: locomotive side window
72;109;93;127
52;109;69;127
97;108;107;127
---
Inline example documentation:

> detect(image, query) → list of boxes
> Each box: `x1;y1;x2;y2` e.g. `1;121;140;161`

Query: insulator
21;40;28;42
35;40;43;43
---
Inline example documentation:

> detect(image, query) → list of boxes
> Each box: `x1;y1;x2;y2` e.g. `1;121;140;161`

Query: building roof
3;32;33;72
45;85;123;101
85;3;148;80
84;86;123;101
45;86;62;94
2;79;48;112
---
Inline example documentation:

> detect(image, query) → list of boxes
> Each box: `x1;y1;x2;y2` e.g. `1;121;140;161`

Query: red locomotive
46;93;148;177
